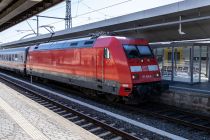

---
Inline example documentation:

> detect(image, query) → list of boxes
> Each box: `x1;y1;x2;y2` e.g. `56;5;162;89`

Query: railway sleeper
110;136;123;140
52;108;62;112
48;106;58;109
74;119;85;124
80;123;93;128
97;131;112;137
67;116;78;120
62;113;72;117
43;104;54;107
88;127;102;133
57;110;67;115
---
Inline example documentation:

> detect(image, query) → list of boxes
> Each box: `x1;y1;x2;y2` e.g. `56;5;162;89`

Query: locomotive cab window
104;48;110;59
124;45;153;58
137;45;153;57
123;45;139;58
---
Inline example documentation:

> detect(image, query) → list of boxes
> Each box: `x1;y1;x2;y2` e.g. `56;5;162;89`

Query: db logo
142;66;148;71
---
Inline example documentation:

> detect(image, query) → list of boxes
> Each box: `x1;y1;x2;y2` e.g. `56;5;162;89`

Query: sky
0;0;184;43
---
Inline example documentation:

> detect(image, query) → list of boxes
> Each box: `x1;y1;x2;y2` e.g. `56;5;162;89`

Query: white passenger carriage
0;47;29;73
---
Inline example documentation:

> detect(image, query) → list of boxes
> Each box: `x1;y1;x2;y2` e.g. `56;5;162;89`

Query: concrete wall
153;89;210;115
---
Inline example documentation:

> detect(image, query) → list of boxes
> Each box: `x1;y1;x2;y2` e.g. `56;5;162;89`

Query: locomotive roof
33;38;96;51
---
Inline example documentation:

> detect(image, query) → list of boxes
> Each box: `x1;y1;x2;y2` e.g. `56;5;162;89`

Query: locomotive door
96;48;104;88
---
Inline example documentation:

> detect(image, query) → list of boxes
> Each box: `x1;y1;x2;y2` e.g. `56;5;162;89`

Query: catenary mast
65;0;72;29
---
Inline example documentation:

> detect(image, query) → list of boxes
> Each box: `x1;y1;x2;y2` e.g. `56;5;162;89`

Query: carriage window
21;56;23;62
15;54;18;61
9;54;12;61
104;48;110;59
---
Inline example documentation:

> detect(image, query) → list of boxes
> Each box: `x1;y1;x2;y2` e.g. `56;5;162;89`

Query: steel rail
118;103;210;133
0;74;141;140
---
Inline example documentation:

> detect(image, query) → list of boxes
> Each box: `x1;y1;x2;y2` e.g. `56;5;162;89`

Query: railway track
118;103;210;133
49;79;210;134
50;80;210;134
0;71;209;139
46;81;210;134
35;79;210;133
0;73;141;140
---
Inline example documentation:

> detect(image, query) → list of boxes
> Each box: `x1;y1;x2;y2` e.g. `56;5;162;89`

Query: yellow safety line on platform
0;97;50;140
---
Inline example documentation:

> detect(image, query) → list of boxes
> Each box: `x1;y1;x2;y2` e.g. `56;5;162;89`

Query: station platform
154;81;210;115
0;82;100;140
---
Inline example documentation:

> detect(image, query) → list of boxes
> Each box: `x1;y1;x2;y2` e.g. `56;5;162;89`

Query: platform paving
0;82;101;140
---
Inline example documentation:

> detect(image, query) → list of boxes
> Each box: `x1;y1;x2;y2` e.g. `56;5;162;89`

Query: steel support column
208;46;210;82
65;0;72;29
199;46;202;83
36;15;39;36
171;45;175;82
190;45;194;84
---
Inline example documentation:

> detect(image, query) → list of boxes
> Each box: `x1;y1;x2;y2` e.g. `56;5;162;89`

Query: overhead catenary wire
1;0;134;42
73;0;132;18
47;19;65;26
26;20;36;34
31;0;133;28
75;0;81;17
42;0;85;14
80;2;112;18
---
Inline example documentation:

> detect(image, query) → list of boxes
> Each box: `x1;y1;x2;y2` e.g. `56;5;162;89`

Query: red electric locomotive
26;36;162;102
0;36;164;103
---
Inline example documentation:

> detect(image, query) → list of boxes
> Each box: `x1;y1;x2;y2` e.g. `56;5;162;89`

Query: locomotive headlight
122;84;129;87
155;73;160;78
132;74;139;80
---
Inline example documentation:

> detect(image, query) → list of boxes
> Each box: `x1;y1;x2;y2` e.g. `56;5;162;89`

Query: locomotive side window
70;42;78;46
104;48;110;59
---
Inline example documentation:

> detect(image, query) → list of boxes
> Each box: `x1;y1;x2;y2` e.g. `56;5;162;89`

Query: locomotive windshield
123;45;153;58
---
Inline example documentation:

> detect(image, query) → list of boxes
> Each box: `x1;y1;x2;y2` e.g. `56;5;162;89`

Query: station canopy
0;0;63;32
1;0;210;48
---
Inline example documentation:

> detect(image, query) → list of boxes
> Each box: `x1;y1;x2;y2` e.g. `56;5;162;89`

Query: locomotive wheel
105;94;119;102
